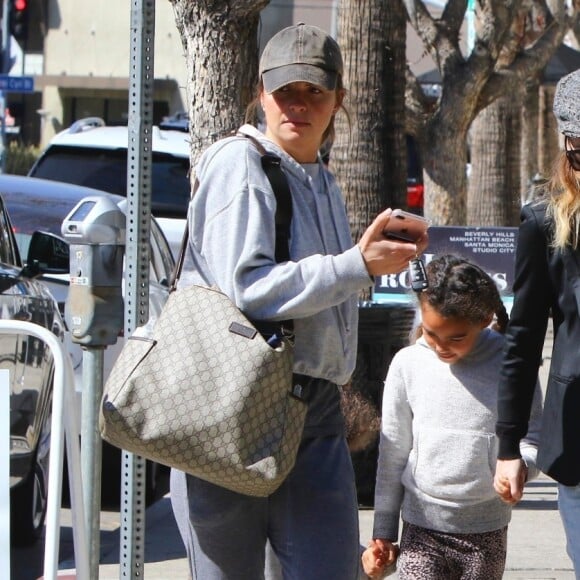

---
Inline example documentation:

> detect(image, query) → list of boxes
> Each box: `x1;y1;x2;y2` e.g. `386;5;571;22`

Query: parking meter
61;196;125;346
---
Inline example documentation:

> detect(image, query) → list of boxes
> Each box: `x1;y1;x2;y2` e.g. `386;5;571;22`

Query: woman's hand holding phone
358;208;429;277
383;209;430;242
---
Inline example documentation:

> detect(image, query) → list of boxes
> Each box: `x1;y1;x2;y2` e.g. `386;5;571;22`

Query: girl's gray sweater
179;125;372;386
373;328;543;540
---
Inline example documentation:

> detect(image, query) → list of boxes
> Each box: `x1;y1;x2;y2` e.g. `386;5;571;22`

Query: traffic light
9;0;29;43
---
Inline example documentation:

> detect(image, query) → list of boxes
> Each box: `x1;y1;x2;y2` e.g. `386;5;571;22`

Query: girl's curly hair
418;254;509;334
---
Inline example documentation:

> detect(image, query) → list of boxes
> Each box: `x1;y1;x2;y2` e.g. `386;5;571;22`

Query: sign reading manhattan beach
372;226;518;303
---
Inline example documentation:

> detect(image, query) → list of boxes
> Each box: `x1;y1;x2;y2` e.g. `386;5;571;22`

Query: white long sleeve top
373;328;542;540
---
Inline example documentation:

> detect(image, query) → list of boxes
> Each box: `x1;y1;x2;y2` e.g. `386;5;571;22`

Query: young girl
362;254;542;579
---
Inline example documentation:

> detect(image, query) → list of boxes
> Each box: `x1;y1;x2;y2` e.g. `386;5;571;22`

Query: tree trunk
539;84;560;175
506;98;522;225
467;95;522;226
332;0;407;243
169;0;269;165
520;78;540;203
421;119;468;225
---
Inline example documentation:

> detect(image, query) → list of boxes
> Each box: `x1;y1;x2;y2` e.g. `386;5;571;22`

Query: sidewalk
55;325;574;579
56;471;573;579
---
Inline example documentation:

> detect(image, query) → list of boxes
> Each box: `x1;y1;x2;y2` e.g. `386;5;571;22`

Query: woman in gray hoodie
169;23;428;580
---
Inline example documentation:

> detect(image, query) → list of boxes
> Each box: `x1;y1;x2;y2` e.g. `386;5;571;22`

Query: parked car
0;174;175;505
406;134;424;214
0;186;67;546
28;117;191;257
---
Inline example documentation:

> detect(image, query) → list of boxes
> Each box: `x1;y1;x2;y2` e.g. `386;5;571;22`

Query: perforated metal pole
120;0;154;577
81;347;104;578
0;0;11;173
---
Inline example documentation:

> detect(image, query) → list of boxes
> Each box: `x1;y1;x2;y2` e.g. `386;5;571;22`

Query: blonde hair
546;151;580;250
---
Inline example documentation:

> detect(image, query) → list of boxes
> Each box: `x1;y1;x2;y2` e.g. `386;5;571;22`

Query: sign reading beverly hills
373;226;518;303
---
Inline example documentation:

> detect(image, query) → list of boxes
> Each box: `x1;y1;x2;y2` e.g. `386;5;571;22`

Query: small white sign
0;369;10;577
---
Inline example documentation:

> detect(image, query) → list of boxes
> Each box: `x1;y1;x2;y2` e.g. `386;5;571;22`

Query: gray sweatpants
170;434;360;580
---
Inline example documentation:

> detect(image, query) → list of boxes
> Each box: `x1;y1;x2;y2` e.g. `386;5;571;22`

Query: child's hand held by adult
494;458;526;504
361;538;399;578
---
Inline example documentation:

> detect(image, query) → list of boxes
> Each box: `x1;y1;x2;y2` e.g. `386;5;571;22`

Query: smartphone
383;209;430;242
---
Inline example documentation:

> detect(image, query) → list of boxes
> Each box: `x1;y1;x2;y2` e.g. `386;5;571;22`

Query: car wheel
11;414;51;546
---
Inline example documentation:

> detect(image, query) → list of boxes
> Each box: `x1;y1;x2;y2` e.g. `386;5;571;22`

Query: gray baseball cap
554;68;580;138
259;23;343;94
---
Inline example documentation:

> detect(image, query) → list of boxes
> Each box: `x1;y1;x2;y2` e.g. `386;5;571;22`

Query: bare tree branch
478;5;577;109
441;0;468;34
402;0;461;72
404;0;575;224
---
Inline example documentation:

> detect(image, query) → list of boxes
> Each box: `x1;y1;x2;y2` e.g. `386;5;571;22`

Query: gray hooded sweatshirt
373;328;543;540
178;125;373;434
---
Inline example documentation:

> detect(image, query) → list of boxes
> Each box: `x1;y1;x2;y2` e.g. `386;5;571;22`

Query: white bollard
0;321;89;580
0;369;9;579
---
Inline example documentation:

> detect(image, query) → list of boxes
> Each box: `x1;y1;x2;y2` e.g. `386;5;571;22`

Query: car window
0;198;21;266
30;145;191;219
7;192;174;285
149;220;175;285
7;196;68;259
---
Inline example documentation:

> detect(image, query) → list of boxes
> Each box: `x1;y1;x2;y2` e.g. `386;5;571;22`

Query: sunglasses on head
565;137;580;171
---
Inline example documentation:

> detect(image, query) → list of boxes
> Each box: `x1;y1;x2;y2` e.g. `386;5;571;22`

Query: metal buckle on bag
291;383;305;400
281;325;295;347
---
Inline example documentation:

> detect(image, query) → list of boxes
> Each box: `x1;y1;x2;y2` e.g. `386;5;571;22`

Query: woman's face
419;301;492;364
261;81;344;163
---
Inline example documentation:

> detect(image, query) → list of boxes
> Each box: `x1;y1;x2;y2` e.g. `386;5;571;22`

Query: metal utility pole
81;348;105;578
0;0;10;173
119;0;154;577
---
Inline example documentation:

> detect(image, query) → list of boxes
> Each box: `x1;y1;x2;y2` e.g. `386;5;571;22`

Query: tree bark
539;84;561;175
332;0;407;243
468;95;522;226
520;77;541;202
421;119;468;224
169;0;269;166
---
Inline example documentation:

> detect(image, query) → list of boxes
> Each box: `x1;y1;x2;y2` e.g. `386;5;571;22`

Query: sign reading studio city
373;226;518;305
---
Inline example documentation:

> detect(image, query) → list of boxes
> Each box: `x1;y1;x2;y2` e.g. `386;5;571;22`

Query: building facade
10;0;438;147
9;1;187;146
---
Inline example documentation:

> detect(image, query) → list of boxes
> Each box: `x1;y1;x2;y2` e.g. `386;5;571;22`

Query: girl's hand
361;538;399;578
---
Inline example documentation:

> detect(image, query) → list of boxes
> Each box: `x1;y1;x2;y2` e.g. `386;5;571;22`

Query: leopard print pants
397;521;508;580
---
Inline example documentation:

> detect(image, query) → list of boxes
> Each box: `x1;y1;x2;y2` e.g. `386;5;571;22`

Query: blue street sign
0;75;34;93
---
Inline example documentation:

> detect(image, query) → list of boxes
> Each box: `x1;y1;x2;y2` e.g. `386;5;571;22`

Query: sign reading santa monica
372;226;518;305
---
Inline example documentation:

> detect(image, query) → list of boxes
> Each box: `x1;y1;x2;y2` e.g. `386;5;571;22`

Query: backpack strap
171;134;293;293
240;132;293;264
